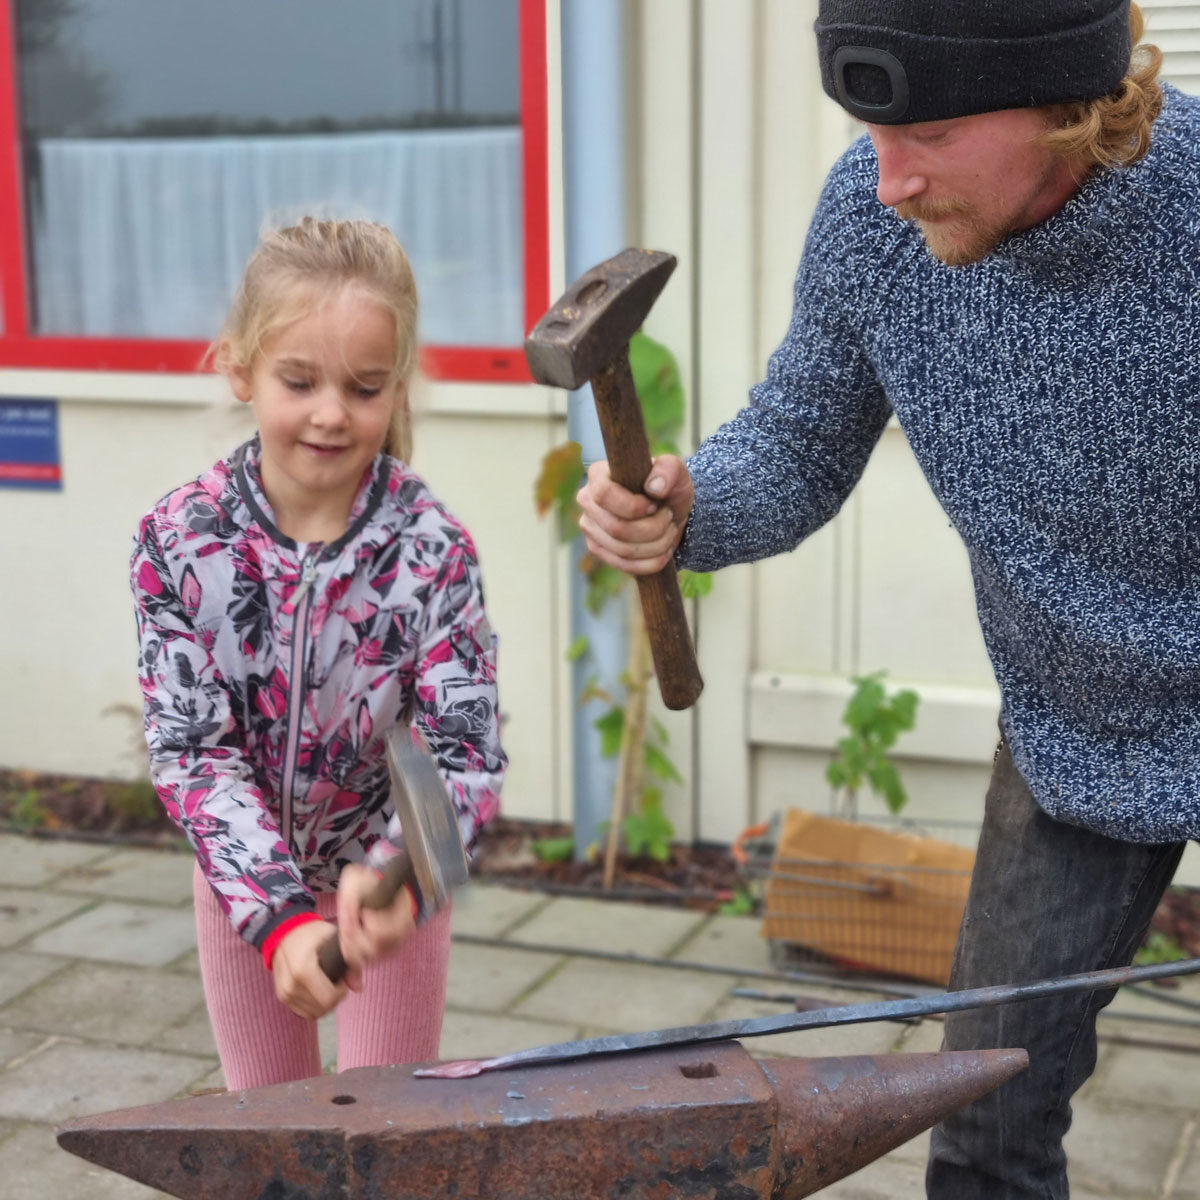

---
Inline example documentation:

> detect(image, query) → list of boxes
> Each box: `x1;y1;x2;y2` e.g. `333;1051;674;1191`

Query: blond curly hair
1038;2;1164;171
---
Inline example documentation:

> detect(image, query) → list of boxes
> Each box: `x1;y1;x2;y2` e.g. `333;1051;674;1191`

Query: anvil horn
58;1041;1027;1199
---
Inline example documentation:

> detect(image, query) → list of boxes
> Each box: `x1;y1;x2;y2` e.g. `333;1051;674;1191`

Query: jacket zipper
280;552;319;851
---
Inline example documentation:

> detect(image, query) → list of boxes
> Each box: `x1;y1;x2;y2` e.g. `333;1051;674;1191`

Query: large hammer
317;729;468;983
525;248;703;711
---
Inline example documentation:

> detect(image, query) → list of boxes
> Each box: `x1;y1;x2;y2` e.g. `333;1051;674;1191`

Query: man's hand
334;862;418;976
272;920;349;1020
577;455;694;574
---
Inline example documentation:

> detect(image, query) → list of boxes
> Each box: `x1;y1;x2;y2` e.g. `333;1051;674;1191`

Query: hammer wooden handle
317;850;418;984
591;356;704;711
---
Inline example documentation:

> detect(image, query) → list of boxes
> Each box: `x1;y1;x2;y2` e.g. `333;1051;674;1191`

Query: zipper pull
283;555;319;615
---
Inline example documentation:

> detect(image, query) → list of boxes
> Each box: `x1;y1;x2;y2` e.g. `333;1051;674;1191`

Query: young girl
131;217;505;1090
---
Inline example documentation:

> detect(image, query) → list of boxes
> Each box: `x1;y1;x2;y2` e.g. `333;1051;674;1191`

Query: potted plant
758;673;976;985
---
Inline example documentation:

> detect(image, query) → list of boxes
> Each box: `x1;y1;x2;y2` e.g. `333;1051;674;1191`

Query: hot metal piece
57;1041;1027;1199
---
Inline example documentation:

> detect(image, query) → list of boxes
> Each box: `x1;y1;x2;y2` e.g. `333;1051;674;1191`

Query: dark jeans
926;737;1184;1199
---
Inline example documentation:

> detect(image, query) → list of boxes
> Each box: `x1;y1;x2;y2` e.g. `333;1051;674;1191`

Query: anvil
58;1040;1027;1199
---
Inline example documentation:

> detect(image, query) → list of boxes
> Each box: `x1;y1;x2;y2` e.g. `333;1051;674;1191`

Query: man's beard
894;197;1008;267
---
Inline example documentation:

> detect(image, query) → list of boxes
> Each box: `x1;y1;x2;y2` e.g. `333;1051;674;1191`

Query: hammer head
385;729;469;919
525;248;677;389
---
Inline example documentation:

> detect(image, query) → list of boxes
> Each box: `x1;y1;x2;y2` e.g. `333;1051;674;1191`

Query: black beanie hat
816;1;1133;124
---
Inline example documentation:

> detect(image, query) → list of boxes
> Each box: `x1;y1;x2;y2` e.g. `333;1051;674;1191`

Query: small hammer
525;248;704;711
317;730;469;983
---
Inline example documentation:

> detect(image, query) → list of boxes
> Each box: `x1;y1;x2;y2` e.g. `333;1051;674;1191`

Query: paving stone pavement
0;831;1197;1199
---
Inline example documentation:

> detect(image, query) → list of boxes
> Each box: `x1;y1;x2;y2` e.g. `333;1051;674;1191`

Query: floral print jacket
131;438;505;949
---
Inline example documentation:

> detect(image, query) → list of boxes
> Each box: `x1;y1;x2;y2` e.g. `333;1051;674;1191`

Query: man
577;3;1199;1196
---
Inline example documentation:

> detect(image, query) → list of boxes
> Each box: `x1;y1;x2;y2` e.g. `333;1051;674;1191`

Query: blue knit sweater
680;84;1200;844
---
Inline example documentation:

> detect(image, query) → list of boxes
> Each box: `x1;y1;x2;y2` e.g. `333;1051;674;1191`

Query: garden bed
2;768;1197;955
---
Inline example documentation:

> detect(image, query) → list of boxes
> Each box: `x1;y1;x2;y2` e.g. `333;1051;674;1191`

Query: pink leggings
193;864;451;1090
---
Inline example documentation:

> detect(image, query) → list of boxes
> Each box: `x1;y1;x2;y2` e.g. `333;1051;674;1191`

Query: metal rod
419;956;1200;1078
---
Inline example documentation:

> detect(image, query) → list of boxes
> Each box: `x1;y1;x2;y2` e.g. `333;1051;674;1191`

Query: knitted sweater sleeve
131;514;316;949
679;157;893;571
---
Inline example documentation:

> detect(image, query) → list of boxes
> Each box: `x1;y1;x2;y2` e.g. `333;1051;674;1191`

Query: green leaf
679;570;713;599
565;635;590;663
534;442;584;543
718;888;756;916
629;331;685;448
582;559;629;615
593;706;626;758
645;741;684;784
532;836;574;863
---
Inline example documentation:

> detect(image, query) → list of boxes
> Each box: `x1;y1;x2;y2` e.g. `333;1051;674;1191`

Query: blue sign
0;399;62;490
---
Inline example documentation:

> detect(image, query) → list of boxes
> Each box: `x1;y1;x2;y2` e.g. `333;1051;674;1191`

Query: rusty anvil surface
58;1040;1027;1199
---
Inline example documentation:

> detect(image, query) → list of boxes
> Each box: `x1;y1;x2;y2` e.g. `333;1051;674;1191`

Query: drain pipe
560;0;628;860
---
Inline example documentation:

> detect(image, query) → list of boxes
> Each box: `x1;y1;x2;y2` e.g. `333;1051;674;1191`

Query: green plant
825;671;921;817
1135;930;1186;966
534;331;710;884
10;787;51;831
718;887;757;917
531;835;575;864
109;778;161;829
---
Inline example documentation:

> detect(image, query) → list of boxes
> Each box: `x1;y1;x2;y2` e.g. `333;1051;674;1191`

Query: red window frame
0;0;549;383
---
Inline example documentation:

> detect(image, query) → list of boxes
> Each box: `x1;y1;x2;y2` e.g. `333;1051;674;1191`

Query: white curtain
31;127;524;346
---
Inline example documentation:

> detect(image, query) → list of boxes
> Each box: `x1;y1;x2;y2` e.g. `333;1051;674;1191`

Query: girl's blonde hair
1038;2;1163;171
214;217;419;462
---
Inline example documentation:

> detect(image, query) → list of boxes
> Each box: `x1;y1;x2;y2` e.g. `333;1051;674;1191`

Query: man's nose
868;127;927;209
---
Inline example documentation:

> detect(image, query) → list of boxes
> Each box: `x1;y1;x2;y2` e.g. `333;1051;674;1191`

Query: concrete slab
439;1010;581;1061
512;958;734;1030
672;914;774;973
509;895;708;958
449;883;548;938
1063;1100;1184;1196
0;1028;45;1067
148;1003;217;1058
819;1152;928;1198
28;900;196;967
0;888;92;947
0;949;68;1005
1173;1122;1200;1200
0;1122;171;1199
1;962;205;1046
446;941;565;1013
0;835;111;888
0;1040;213;1123
57;847;194;906
892;1017;946;1054
1091;1043;1200;1110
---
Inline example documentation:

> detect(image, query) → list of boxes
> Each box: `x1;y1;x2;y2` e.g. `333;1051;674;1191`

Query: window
0;0;548;381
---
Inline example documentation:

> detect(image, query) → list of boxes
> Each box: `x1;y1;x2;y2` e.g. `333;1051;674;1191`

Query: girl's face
230;284;404;542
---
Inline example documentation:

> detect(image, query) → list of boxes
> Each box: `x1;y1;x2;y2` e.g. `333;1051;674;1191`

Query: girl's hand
335;862;418;974
271;920;349;1019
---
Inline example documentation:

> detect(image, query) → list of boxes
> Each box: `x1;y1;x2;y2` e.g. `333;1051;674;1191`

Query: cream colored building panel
409;401;565;825
0;393;252;779
691;0;760;843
